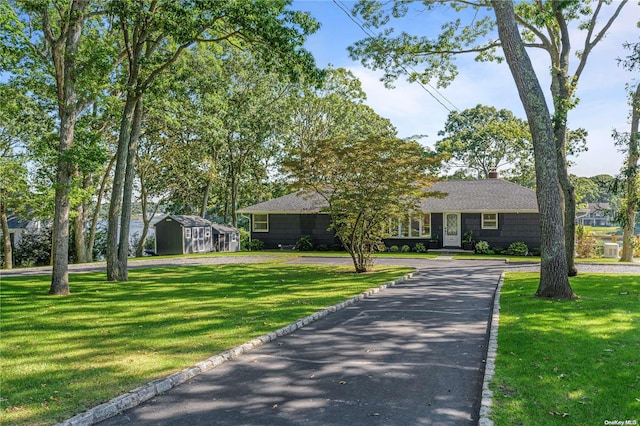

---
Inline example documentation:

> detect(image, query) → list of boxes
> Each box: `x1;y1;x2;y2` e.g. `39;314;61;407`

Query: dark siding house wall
250;212;539;251
462;213;540;249
252;214;338;249
155;220;184;255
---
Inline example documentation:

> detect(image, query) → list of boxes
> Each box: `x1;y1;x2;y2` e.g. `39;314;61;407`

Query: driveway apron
98;263;502;426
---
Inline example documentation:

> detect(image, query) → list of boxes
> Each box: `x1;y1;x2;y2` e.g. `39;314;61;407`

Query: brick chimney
488;168;499;179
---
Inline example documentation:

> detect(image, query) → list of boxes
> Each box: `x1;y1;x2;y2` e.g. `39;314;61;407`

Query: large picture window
253;214;269;232
390;213;431;238
482;213;498;229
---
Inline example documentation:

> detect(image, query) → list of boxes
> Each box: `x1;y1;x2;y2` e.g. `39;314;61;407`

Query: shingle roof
237;191;329;214
211;224;238;234
8;216;30;229
156;215;212;227
237;179;538;214
422;179;538;212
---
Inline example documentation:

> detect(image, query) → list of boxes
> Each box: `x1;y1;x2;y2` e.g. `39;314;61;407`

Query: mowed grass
0;262;412;425
491;273;640;425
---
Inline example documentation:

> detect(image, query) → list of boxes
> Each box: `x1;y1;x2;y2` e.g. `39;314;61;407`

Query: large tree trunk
72;172;91;264
549;7;578;277
1;203;13;269
88;154;115;261
135;164;158;257
201;178;212;218
107;93;137;281
492;0;574;299
620;83;640;262
117;96;143;280
49;0;89;295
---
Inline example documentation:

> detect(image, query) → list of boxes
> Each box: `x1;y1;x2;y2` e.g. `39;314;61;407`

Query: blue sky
293;0;640;177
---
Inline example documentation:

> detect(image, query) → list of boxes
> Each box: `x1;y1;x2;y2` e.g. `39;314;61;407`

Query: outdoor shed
211;224;241;252
154;215;213;255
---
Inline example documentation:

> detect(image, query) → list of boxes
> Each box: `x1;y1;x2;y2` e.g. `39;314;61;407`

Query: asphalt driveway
97;262;503;426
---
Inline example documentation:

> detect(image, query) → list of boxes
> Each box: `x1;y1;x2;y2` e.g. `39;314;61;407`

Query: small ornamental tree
283;135;437;273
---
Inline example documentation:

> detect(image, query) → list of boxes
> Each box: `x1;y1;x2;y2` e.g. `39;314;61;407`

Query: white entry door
443;212;461;247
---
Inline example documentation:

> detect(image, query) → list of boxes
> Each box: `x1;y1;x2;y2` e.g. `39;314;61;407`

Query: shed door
443;212;461;247
195;227;204;252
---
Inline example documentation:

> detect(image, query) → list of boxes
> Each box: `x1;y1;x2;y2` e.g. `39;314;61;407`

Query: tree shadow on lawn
0;263;412;424
491;273;640;424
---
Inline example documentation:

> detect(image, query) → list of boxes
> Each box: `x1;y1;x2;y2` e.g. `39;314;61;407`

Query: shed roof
238;179;538;214
211;224;238;234
155;215;212;227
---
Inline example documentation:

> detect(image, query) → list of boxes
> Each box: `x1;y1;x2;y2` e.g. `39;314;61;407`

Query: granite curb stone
55;272;414;426
479;272;504;426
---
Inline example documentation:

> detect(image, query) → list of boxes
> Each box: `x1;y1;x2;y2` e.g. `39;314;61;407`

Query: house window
391;213;431;238
185;228;191;238
231;232;237;242
422;213;431;237
482;213;498;229
253;214;269;232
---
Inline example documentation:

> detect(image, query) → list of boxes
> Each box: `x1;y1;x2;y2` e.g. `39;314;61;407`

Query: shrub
330;243;344;251
575;225;598;258
145;235;155;250
240;229;251;251
247;239;264;251
389;245;399;252
295;235;314;251
401;244;411;253
414;242;427;253
316;244;329;251
508;241;528;256
474;240;491;254
14;226;52;267
529;247;541;256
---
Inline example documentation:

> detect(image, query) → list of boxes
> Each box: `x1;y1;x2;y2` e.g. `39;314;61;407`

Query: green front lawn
491;273;640;425
0;262;412;425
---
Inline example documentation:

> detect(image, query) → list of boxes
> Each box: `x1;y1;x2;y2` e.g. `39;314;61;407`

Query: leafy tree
283;135;436;273
284;67;396;151
435;104;531;180
0;83;50;268
105;0;320;281
349;0;627;296
614;42;640;262
436;104;588;186
5;1;115;294
571;175;599;207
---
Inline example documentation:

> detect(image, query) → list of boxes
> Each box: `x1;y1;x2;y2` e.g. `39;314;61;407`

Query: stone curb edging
55;272;416;426
478;271;504;426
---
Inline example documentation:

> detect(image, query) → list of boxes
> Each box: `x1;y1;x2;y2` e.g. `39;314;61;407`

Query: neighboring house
575;203;616;227
238;175;541;250
154;215;239;255
3;215;42;249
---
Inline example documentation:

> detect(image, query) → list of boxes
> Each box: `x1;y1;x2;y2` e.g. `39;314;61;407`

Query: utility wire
332;0;462;115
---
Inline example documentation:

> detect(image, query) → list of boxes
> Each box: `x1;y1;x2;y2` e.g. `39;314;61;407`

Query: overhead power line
332;0;462;115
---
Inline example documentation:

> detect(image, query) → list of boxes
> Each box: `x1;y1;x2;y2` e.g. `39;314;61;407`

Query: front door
443;212;461;247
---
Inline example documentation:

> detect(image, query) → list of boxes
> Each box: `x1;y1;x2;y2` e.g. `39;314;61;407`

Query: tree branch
574;0;628;82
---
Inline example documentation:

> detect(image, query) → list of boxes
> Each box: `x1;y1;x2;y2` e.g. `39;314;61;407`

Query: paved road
98;261;505;426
